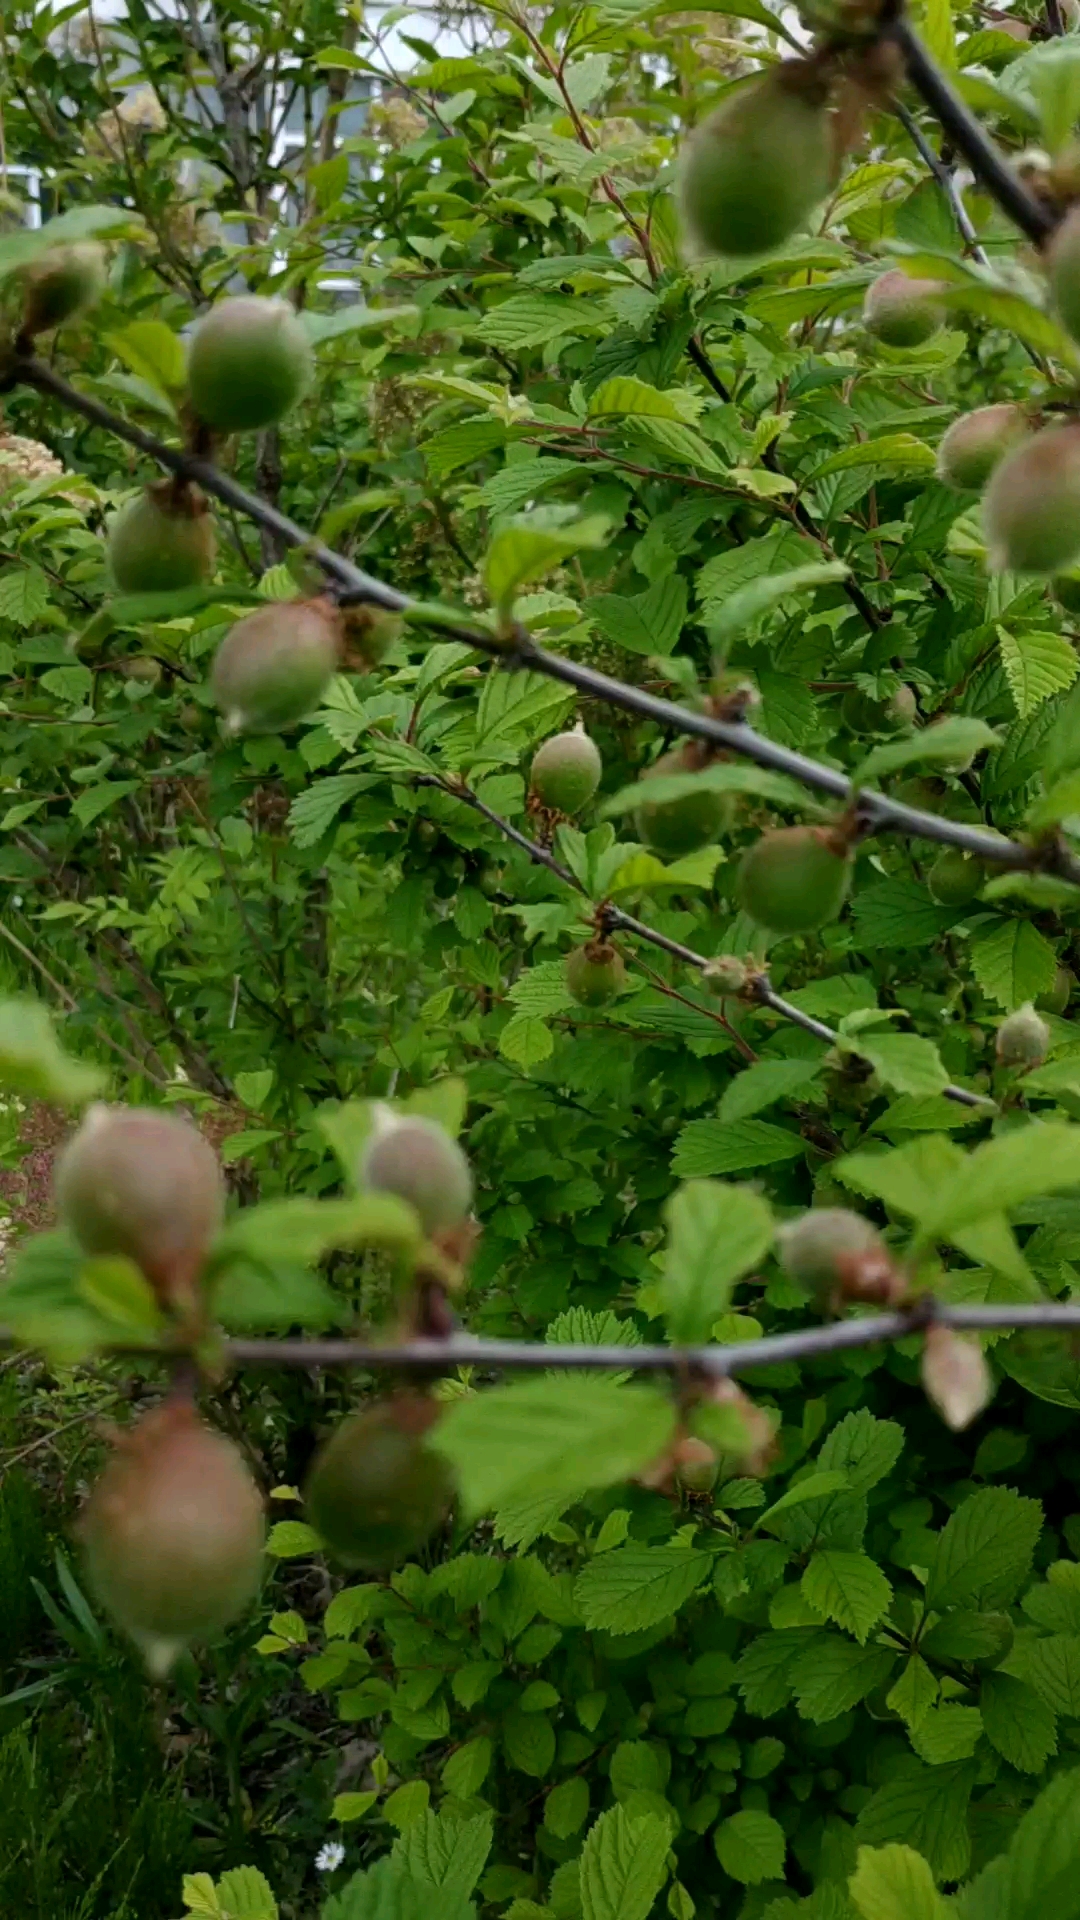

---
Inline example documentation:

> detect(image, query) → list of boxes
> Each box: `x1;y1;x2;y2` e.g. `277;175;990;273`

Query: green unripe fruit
1054;571;1080;613
361;1112;472;1236
211;599;341;734
863;270;944;349
21;242;107;334
842;685;916;735
56;1103;224;1307
737;825;851;935
1037;964;1074;1015
674;1437;719;1494
1048;205;1080;345
778;1207;888;1304
936;405;1029;491
983;424;1080;575
81;1400;264;1672
107;483;216;594
187;296;314;433
634;748;729;857
677;65;832;259
305;1395;453;1570
995;1003;1050;1068
702;954;749;996
927;848;983;907
529;728;602;814
565;941;626;1007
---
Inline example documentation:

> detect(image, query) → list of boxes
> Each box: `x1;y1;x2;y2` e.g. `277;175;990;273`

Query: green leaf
104;319;186;395
919;1124;1080;1240
980;1670;1057;1773
602;762;805;822
287;776;370;849
707;562;848;647
574;1545;714;1633
792;1637;897;1722
971;919;1059;1011
661;1180;773;1343
304;304;418;344
589;575;688;657
392;1811;492;1898
76;1256;163;1341
953;1768;1080;1920
810;434;936;482
432;1376;676;1519
714;1809;786;1885
855;1760;976;1883
214;1193;420;1266
852;879;963;950
183;1866;278;1918
0;1001;106;1107
266;1521;322;1559
580;1805;671;1920
502;1708;556;1777
909;1705;984;1765
671;1118;805;1178
333;1791;380;1823
999;627;1079;718
71;782;141;830
1026;1633;1080;1715
546;1777;590;1838
838;1031;949;1099
484;511;609;618
758;1472;852;1530
925;1487;1042;1611
499;1014;554;1069
854;717;999;786
848;1844;948;1920
801;1552;892;1644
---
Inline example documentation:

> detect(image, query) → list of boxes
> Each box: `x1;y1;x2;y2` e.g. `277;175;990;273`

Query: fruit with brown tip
995;1003;1050;1067
211;599;342;734
530;728;602;814
983;423;1080;575
21;242;107;334
56;1103;224;1307
737;825;851;934
107;483;216;594
634;748;729;857
779;1207;896;1309
361;1111;473;1236
936;405;1029;491
187;295;314;433
565;940;626;1007
678;64;832;259
305;1395;453;1570
81;1399;264;1670
863;270;944;348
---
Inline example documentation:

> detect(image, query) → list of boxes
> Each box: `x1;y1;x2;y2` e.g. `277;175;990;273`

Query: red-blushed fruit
565;940;626;1007
634;748;729;857
678;64;832;258
81;1399;264;1671
779;1207;897;1309
936;405;1029;491
360;1111;472;1236
737;825;851;935
21;242;106;334
529;729;602;814
304;1395;453;1570
863;270;944;348
995;1003;1050;1068
211;599;342;734
107;482;216;594
983;423;1080;575
1037;964;1074;1015
927;848;983;907
187;296;314;433
56;1103;224;1307
1048;204;1080;344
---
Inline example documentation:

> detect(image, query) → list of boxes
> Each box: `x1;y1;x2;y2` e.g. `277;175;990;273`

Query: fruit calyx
565;938;627;1007
211;597;342;734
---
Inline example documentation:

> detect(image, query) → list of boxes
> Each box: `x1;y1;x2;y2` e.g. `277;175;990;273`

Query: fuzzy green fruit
634;748;729;857
1048;205;1080;344
927;848;983;907
1037;964;1074;1015
995;1003;1050;1068
863;270;944;348
108;484;216;594
187;296;314;433
842;685;916;735
737;825;851;935
936;405;1029;491
56;1103;224;1306
565;941;626;1007
530;729;602;814
678;65;831;259
211;599;341;734
21;242;106;334
983;424;1080;575
361;1112;472;1236
81;1401;264;1671
779;1207;887;1304
305;1396;453;1570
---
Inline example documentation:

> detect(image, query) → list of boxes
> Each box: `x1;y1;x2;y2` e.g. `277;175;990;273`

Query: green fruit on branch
995;1003;1050;1068
211;599;342;734
187;295;314;433
677;63;832;259
529;728;602;814
304;1395;453;1570
863;270;944;348
983;424;1080;575
1048;205;1080;344
841;685;916;734
737;825;852;934
1037;964;1074;1015
565;940;626;1007
56;1103;224;1307
81;1400;264;1671
361;1111;473;1236
936;405;1029;491
634;748;729;857
927;848;983;907
21;241;106;334
673;1436;718;1494
107;482;216;593
779;1207;898;1308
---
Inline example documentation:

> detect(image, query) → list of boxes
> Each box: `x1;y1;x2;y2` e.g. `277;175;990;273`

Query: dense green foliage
13;2;1080;1918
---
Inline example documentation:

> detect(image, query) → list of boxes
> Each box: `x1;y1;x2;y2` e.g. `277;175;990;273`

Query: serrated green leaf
714;1808;786;1885
661;1180;773;1343
574;1545;713;1633
854;717;999;786
971;919;1059;1011
848;1844;948;1920
980;1670;1057;1773
999;627;1079;718
580;1805;671;1920
801;1552;892;1644
926;1486;1042;1611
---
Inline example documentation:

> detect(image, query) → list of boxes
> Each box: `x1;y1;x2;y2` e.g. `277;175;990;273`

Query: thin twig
892;98;989;264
